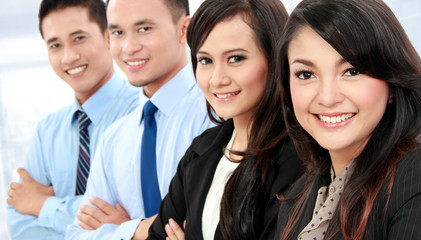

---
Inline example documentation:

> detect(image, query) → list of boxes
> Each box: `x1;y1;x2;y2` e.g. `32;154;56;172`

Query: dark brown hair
187;0;288;239
38;0;108;38
279;0;421;239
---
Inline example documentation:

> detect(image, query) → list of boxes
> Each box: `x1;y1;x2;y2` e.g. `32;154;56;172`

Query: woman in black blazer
275;0;421;239
147;0;303;239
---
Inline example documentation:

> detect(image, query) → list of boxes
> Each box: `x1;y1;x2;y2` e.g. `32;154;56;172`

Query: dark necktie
75;110;91;195
141;100;161;217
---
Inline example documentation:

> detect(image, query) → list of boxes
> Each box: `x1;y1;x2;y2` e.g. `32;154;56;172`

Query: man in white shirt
65;0;213;239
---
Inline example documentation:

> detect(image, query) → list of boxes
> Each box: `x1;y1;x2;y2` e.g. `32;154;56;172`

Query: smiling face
107;0;189;97
42;6;114;104
288;26;390;162
195;14;268;126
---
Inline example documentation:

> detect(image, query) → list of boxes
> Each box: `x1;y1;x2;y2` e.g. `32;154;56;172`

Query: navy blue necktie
141;101;161;217
76;110;91;195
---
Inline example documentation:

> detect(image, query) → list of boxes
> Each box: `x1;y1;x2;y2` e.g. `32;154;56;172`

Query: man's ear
179;16;192;44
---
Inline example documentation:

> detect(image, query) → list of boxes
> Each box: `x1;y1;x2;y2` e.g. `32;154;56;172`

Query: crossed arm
7;168;55;216
76;196;157;239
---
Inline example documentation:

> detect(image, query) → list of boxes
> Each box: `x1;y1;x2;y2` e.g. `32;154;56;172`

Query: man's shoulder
101;106;142;138
36;104;74;129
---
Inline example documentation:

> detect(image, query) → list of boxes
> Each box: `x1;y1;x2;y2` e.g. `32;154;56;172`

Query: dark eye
344;68;360;76
228;56;245;63
75;36;85;42
50;43;60;49
198;57;212;65
111;30;123;36
139;27;150;32
296;71;314;80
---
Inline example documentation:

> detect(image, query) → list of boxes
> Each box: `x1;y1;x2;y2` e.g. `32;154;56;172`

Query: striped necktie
75;110;91;195
141;100;161;217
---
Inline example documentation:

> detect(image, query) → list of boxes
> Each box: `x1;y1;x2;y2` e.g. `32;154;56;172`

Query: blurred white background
0;0;419;239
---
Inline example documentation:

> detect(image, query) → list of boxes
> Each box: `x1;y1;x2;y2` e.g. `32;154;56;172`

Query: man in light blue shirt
6;0;139;239
65;0;213;239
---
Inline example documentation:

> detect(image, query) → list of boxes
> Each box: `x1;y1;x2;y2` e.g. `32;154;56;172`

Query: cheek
351;78;389;115
48;54;62;72
290;82;307;114
195;69;210;94
109;39;124;56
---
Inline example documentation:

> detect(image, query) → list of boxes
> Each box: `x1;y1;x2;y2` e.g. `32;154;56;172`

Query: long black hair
187;0;288;238
279;0;421;239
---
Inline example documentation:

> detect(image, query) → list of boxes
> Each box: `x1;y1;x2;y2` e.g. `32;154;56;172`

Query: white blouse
202;130;240;239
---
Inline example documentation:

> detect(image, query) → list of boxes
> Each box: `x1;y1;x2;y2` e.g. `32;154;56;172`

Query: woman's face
195;14;268;125
288;26;390;161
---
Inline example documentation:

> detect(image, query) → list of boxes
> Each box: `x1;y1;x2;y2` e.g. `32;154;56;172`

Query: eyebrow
291;57;347;67
197;48;248;56
46;30;87;45
108;19;156;30
46;37;58;45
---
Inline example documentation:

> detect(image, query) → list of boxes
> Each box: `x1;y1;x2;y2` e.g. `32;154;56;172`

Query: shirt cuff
113;218;142;240
38;196;82;232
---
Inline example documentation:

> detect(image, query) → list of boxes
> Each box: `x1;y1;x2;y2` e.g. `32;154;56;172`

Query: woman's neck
230;117;252;159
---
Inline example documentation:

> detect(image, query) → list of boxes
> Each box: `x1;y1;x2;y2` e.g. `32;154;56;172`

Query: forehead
42;6;100;40
107;0;174;26
200;15;258;51
288;26;340;62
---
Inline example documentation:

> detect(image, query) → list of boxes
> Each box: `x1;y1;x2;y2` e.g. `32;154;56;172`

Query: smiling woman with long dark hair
275;0;421;239
146;0;303;239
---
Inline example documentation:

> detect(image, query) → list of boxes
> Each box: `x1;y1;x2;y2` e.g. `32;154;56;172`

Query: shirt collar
71;72;124;125
149;64;196;116
330;159;356;182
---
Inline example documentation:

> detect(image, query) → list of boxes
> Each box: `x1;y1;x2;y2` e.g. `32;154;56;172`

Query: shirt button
329;186;335;194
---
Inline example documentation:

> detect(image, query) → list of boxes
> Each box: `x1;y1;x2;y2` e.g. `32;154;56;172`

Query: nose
61;45;80;65
316;76;345;107
209;63;231;88
122;33;142;56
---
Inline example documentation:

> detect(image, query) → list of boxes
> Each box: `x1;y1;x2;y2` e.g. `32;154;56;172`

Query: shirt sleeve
6;123;82;239
65;135;141;240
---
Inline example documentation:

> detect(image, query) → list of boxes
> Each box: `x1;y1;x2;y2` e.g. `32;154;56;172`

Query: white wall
0;0;419;239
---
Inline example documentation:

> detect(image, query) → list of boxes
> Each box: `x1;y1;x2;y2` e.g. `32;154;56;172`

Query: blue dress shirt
6;73;139;240
65;64;214;240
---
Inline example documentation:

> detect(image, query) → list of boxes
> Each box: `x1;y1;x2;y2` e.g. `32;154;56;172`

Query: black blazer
275;149;421;240
147;120;303;239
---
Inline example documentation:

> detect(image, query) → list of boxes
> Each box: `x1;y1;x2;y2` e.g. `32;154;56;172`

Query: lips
317;113;355;124
66;65;86;75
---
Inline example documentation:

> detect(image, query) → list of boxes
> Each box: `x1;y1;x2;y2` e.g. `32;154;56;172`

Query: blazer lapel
185;120;234;239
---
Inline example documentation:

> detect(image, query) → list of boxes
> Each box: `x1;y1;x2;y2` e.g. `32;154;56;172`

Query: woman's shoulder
189;120;234;154
385;148;421;215
392;148;421;195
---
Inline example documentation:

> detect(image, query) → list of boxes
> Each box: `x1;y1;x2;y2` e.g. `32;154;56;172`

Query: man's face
42;6;114;104
107;0;188;97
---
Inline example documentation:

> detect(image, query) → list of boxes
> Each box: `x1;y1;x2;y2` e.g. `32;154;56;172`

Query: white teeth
127;60;148;66
318;113;355;123
216;92;238;99
67;65;86;75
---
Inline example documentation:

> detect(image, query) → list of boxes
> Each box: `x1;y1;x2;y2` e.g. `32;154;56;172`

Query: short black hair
106;0;189;23
38;0;107;38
